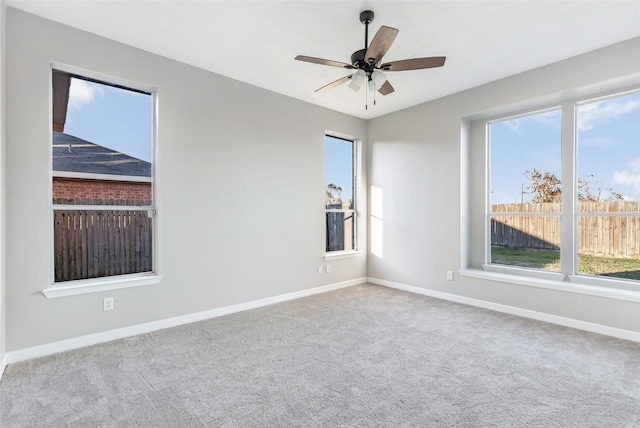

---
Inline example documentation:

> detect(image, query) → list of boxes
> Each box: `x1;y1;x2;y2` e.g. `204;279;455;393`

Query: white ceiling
7;1;640;119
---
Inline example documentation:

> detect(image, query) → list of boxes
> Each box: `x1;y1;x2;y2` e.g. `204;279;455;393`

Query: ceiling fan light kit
348;69;366;92
371;70;387;88
295;10;446;109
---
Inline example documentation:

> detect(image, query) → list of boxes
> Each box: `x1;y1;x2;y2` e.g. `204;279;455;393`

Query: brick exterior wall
53;178;152;205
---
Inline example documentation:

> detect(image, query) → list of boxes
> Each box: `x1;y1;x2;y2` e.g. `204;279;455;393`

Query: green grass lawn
491;247;640;280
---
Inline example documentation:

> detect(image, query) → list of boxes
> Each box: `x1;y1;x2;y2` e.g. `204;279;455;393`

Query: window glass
576;92;640;280
489;109;562;271
325;135;355;252
52;70;153;282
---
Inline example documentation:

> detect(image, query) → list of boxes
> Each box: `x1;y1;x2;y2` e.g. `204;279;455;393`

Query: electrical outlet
103;297;114;311
317;266;323;274
446;271;454;281
326;264;331;273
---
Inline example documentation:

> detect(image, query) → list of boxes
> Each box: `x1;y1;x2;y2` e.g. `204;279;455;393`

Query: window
488;108;562;272
576;92;640;280
485;90;640;286
325;135;356;252
51;69;154;284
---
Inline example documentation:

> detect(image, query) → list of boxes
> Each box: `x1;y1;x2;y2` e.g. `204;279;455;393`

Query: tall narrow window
325;135;356;252
488;109;562;272
576;92;640;280
51;69;154;283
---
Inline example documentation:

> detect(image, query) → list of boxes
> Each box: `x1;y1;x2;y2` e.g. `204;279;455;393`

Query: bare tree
524;169;561;203
325;183;342;205
577;173;624;202
524;169;624;203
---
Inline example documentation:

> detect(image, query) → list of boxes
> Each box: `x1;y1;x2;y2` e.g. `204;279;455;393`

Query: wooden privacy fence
491;202;640;258
53;207;152;282
326;203;354;252
326;211;345;251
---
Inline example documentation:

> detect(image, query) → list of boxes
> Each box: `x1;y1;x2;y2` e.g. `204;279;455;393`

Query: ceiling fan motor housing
350;49;368;69
359;10;374;24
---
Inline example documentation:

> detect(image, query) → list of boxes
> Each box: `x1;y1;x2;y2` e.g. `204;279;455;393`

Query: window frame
476;87;640;294
44;63;161;298
324;132;364;260
486;106;564;277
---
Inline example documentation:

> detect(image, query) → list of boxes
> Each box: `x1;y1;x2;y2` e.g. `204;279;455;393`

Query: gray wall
4;7;639;355
5;8;367;352
0;0;6;364
368;37;640;332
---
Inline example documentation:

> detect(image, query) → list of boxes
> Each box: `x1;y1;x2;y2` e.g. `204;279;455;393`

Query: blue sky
490;91;640;204
325;135;353;203
64;78;153;163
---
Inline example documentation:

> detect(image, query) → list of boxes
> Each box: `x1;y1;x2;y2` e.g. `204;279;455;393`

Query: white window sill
460;267;639;302
42;273;162;298
324;251;365;261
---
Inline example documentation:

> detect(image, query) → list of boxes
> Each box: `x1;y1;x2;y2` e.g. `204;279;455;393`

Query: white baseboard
7;275;635;367
368;277;640;343
6;278;367;365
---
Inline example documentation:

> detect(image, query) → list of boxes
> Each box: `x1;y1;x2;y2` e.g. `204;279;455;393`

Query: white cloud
612;157;640;195
613;170;640;192
501;109;560;135
68;79;104;109
503;119;521;134
578;99;639;131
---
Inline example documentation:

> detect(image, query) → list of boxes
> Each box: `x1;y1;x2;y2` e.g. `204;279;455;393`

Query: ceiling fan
295;10;446;101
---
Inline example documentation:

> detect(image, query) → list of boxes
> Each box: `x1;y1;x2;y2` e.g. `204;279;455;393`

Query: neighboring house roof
53;132;151;178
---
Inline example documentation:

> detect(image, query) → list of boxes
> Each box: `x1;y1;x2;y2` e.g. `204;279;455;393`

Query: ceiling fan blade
315;75;353;93
295;55;354;69
378;80;394;96
380;56;446;71
365;25;398;65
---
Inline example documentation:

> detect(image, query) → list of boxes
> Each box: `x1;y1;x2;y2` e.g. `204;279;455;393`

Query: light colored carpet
1;284;638;427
